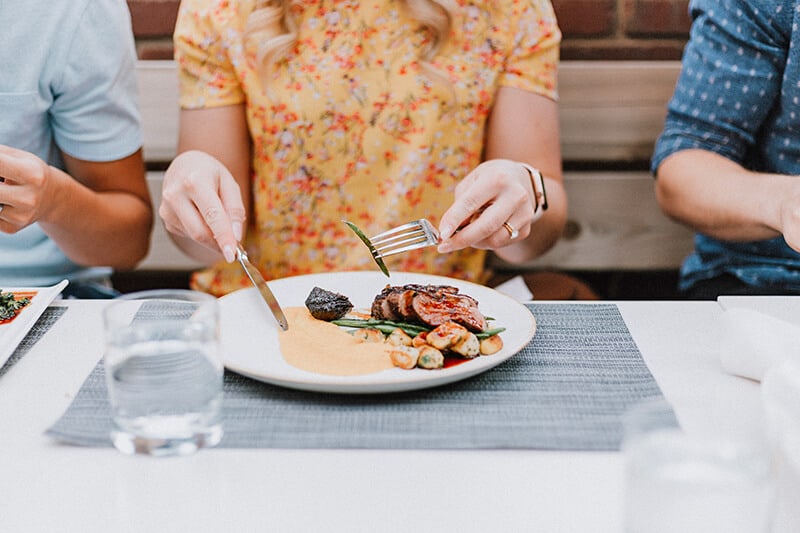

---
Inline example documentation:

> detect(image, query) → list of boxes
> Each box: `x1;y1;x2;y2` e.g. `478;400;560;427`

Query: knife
236;245;289;331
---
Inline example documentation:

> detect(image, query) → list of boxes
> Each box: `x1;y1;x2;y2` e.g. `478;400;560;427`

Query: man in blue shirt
0;1;152;297
652;0;800;298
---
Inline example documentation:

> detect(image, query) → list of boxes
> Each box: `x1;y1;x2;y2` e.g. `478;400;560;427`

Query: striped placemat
1;306;67;379
47;303;670;451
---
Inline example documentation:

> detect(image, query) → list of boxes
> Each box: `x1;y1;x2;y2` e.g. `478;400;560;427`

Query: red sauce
0;291;37;325
443;355;471;369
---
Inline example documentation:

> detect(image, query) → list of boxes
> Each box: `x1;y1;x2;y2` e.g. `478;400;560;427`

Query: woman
161;0;567;296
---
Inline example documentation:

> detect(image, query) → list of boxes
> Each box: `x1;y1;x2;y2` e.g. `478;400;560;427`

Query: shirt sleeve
497;0;561;100
651;0;791;174
50;0;142;162
174;0;246;110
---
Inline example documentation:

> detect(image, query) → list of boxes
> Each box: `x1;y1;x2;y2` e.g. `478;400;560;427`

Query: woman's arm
437;86;567;264
159;105;252;265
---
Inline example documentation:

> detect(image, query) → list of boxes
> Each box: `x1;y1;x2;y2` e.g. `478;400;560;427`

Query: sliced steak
371;285;402;320
371;284;488;332
411;289;487;332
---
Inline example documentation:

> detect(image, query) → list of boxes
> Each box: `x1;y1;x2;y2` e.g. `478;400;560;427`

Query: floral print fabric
175;0;560;296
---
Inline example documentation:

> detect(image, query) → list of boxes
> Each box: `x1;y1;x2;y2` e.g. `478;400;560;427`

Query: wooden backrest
136;60;694;272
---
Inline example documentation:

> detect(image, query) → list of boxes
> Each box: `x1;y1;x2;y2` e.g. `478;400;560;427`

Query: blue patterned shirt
652;0;800;292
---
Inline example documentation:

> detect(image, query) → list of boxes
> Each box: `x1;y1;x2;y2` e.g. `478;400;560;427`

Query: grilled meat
305;286;353;321
370;284;488;332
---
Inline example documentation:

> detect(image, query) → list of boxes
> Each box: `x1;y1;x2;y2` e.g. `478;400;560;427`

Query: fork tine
370;227;427;248
373;235;433;258
370;220;425;241
361;218;441;259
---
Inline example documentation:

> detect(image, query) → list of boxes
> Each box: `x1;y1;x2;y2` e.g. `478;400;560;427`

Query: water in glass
104;290;224;456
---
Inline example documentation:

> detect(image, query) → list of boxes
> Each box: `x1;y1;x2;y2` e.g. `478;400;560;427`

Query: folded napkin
718;299;800;532
491;275;533;302
762;359;800;533
718;307;800;381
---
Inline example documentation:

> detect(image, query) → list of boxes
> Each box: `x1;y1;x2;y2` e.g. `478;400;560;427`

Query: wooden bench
132;60;692;291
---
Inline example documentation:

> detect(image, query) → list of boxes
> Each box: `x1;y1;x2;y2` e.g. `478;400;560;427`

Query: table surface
0;299;767;532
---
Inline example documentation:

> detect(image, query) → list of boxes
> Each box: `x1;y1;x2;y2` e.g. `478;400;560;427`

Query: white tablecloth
0;300;764;532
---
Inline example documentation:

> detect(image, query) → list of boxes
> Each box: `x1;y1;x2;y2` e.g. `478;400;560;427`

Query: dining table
0;296;778;532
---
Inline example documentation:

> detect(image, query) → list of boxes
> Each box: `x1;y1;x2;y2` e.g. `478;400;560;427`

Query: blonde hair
244;0;456;85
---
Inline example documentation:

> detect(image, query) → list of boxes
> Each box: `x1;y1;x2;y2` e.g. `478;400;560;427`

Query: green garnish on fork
343;220;391;277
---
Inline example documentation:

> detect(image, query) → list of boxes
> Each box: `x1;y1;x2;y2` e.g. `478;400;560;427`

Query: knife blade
236;245;289;331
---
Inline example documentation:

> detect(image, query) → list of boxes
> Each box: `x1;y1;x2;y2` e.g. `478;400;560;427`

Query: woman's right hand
159;150;246;263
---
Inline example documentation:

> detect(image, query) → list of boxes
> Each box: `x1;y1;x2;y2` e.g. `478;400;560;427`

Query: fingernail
232;222;243;242
437;242;452;254
439;225;454;241
223;245;235;263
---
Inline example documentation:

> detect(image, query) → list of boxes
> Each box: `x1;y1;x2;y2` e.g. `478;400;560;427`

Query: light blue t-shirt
0;0;142;287
652;0;800;292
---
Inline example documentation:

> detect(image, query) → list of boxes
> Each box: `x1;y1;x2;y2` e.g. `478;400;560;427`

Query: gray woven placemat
1;306;67;379
46;303;669;451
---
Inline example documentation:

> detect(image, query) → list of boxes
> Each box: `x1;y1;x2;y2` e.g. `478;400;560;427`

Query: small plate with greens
0;280;68;368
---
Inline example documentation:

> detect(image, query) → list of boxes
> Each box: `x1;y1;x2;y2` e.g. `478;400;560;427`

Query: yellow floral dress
174;0;560;297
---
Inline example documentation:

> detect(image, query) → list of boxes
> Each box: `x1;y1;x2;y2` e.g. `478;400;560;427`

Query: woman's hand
160;150;246;263
437;159;540;253
438;87;567;264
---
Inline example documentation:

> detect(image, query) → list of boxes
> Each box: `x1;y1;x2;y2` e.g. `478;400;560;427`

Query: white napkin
492;275;534;302
718;307;800;381
718;299;800;532
761;359;800;533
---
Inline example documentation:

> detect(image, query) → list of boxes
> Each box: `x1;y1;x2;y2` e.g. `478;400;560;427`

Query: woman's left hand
437;159;538;253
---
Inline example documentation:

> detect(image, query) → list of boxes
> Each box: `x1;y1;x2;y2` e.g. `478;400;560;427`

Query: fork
369;218;441;259
343;219;441;277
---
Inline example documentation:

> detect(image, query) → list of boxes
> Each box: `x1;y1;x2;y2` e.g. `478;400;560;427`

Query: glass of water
621;397;773;533
103;289;224;456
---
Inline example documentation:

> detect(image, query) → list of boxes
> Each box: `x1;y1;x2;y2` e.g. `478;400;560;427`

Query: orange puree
278;307;394;376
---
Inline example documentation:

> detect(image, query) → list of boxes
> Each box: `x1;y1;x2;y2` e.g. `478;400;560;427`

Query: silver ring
0;203;4;215
502;221;518;240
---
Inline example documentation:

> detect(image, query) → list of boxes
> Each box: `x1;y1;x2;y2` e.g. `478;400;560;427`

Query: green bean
331;318;505;340
342;221;390;277
475;327;506;339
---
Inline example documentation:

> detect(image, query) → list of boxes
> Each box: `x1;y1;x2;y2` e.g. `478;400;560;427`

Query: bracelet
519;163;548;221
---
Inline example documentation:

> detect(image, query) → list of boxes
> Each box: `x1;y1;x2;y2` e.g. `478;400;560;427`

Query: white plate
0;280;69;368
219;272;536;394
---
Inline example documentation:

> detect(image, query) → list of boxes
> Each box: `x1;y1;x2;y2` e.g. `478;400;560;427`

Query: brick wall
126;0;691;61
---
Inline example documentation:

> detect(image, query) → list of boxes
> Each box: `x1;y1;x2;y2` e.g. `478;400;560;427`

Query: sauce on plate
277;306;475;375
278;307;394;376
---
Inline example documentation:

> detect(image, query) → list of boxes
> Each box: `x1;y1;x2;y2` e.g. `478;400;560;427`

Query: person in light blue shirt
652;0;800;299
0;0;153;297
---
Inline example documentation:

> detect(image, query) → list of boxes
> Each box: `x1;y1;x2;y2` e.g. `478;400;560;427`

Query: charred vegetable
304;286;353;321
343;220;390;277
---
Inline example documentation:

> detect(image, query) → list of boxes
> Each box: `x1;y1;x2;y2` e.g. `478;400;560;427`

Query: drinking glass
103;289;224;456
621;397;773;533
